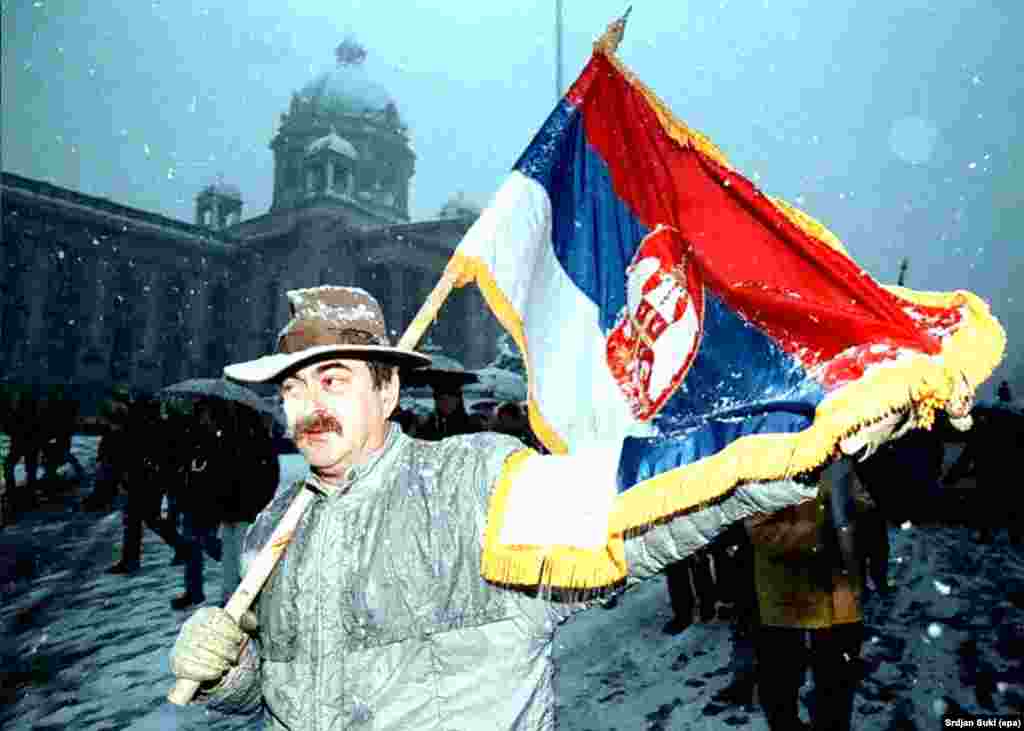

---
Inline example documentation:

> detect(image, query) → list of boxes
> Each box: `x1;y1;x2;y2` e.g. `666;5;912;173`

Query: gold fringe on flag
461;14;1008;590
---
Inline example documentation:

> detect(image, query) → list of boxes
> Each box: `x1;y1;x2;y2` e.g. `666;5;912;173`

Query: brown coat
746;472;863;629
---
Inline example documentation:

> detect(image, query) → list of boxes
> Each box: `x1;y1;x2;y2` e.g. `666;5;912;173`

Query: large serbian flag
447;33;1004;589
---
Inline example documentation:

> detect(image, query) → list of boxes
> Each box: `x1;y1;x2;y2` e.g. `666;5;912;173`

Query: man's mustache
293;412;343;438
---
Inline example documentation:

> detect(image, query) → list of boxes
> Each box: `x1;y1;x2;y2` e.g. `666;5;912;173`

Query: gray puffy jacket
201;424;815;730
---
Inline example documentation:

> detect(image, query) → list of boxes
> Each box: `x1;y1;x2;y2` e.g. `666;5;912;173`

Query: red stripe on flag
574;54;942;372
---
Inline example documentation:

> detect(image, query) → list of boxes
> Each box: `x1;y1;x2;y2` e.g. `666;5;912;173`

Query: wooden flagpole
167;265;462;706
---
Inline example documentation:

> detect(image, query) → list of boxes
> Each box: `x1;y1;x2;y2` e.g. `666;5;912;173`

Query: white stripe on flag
457;172;638;451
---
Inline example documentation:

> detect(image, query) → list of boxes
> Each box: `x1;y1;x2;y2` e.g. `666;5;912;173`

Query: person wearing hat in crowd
411;369;478;441
167;285;831;730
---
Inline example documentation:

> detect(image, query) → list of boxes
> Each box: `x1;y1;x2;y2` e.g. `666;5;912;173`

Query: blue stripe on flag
617;407;816;493
655;290;823;433
616;290;825;492
515;100;648;332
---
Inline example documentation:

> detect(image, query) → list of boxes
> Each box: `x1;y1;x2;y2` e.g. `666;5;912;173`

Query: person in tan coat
746;460;865;731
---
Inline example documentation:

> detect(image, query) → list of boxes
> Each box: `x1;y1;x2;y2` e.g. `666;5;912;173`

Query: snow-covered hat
224;285;431;384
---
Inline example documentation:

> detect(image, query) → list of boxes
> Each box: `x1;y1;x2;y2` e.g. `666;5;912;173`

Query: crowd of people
2;321;1021;730
393;380;544;449
0;382;86;523
85;389;281;609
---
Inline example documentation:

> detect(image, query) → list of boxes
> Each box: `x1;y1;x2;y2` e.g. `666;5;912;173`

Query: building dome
300;63;398;121
306;130;359;159
270;42;413;220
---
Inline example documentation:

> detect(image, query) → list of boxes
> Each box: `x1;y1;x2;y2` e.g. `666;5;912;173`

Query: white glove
169;607;256;684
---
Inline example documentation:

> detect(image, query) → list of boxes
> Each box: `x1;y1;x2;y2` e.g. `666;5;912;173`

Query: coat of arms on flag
428;15;1005;590
607;225;704;421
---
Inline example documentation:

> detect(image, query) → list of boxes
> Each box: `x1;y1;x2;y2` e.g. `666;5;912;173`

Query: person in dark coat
415;377;477;440
1;383;46;517
167;397;281;609
856;425;944;526
39;384;86;487
945;398;1024;543
108;398;187;575
492;400;546;452
663;548;716;633
211;401;280;605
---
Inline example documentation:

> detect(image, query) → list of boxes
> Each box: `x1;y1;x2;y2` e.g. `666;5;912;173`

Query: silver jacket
202;424;816;730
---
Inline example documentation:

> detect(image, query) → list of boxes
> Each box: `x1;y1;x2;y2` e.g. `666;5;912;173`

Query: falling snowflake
933;580;952;596
927;622;943;639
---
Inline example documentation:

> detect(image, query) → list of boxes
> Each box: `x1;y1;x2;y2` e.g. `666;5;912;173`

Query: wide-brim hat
224;285;431;384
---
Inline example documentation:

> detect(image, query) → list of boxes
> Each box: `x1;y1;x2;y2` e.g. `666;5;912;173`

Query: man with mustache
166;285;835;730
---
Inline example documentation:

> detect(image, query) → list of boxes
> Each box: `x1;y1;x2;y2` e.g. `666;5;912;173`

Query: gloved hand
170;607;257;684
839;409;915;461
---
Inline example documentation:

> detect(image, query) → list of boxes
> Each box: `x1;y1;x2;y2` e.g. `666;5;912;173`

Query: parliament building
0;52;499;412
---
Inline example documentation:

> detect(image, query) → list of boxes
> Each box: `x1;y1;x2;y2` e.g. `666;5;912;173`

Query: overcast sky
2;0;1021;394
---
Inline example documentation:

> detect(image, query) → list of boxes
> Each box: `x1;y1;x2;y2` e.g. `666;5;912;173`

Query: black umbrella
401;367;479;390
157;378;284;524
159;378;278;418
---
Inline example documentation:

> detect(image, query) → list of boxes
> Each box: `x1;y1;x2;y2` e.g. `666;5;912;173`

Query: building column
133;268;166;388
14;243;52;379
185;273;211;374
306;168;315;195
244;271;272;359
0;231;8;371
326;159;336;193
79;253;112;375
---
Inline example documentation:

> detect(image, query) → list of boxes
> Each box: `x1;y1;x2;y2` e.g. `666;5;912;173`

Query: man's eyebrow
314;361;353;375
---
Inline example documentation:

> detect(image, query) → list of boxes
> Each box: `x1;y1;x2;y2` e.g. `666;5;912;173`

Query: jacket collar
305;422;401;498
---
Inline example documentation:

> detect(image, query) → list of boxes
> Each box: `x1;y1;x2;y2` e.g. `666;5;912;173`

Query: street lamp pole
555;0;564;101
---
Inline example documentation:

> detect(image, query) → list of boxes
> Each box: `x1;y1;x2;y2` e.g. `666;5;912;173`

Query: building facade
0;56;498;413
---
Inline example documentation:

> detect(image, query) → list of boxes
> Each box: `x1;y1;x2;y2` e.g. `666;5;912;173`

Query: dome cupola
269;39;415;222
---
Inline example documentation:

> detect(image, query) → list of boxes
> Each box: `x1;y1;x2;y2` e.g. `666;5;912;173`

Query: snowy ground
1;437;1022;730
